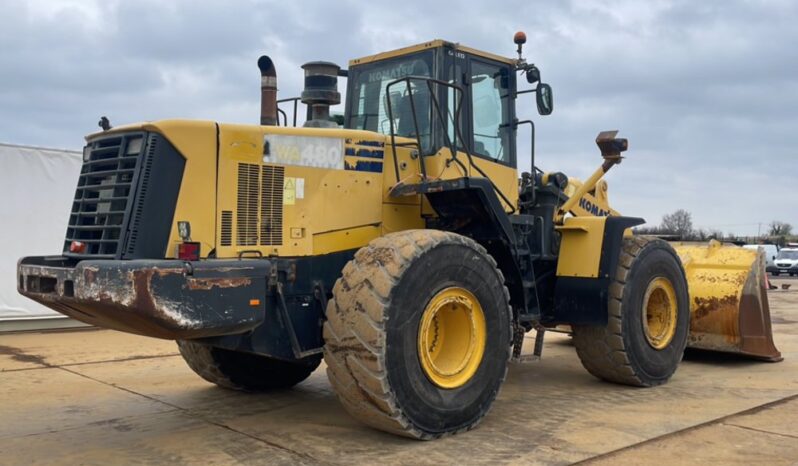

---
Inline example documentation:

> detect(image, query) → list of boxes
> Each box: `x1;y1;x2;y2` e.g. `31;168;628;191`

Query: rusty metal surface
17;257;271;340
185;277;253;291
674;241;782;361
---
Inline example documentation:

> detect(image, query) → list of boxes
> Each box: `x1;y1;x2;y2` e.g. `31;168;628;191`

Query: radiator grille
235;163;284;247
236;163;259;246
220;211;233;246
260;165;284;246
64;133;145;258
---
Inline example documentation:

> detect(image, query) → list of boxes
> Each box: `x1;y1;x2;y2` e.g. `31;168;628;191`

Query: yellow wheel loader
17;33;781;439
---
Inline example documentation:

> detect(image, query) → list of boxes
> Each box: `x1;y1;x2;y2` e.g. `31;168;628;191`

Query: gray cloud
1;0;795;235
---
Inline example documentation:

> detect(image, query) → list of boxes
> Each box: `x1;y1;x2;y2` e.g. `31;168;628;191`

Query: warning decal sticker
283;177;296;205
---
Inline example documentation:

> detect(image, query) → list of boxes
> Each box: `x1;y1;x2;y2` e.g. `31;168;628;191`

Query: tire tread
323;230;511;439
177;340;319;391
572;236;683;387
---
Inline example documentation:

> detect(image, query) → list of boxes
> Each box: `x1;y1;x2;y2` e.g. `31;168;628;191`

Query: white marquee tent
0;142;85;331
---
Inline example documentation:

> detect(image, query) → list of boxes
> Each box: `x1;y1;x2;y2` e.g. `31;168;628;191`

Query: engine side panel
214;124;423;258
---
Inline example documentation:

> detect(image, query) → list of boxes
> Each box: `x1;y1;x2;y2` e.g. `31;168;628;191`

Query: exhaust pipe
258;55;277;126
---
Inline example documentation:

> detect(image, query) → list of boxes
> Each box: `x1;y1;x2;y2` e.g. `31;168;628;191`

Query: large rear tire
572;236;690;387
323;230;512;439
177;340;321;391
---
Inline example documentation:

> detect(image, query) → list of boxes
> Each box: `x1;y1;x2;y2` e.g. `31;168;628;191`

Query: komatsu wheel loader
18;33;781;439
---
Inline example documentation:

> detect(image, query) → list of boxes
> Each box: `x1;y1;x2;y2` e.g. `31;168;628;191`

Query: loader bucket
671;241;782;362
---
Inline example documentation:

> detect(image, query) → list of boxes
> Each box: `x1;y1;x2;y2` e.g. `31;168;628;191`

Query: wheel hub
418;287;486;389
642;277;678;350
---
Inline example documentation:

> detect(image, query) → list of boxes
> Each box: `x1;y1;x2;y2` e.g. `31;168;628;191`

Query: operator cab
344;41;520;168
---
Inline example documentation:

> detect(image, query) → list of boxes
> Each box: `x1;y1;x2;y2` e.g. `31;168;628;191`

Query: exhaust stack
258;55;278;126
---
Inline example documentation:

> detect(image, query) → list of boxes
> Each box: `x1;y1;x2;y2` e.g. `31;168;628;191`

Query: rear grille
65;133;146;258
235;163;284;247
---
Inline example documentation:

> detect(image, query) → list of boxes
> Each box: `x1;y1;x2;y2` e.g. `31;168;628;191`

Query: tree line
633;209;794;245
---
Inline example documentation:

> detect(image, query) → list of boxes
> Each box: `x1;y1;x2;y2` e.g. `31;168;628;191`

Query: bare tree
769;221;793;237
661;209;694;238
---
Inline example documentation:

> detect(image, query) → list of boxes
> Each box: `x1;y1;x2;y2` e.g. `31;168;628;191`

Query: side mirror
536;83;553;115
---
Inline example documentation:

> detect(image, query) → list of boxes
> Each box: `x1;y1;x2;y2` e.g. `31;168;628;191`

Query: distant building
0;142;87;331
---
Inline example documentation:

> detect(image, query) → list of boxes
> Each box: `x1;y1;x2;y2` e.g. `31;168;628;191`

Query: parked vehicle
744;244;779;274
772;248;798;276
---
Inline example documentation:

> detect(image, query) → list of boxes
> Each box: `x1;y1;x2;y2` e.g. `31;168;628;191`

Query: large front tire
572;237;690;387
323;230;512;439
177;340;321;391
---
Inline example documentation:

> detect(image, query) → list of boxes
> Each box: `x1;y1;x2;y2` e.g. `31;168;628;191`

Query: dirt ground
1;278;797;465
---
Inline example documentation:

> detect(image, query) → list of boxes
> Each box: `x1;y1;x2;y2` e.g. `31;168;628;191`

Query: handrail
513;119;536;175
276;97;302;127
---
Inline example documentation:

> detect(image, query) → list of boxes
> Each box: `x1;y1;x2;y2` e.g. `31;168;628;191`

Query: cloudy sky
1;0;796;235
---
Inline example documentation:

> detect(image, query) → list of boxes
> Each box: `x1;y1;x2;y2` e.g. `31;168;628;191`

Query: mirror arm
516;88;537;96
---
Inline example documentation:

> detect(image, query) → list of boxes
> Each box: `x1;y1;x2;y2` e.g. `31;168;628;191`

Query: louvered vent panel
236;164;259;246
124;134;158;256
260;165;284;246
64;133;145;258
220;211;233;246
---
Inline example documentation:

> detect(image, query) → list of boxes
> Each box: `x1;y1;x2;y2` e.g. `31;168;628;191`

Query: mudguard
550;216;644;325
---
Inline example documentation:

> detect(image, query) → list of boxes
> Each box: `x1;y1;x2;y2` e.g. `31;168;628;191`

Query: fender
391;177;526;314
548;216;644;325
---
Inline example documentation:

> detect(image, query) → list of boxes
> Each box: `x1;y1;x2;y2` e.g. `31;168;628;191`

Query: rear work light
177;242;200;261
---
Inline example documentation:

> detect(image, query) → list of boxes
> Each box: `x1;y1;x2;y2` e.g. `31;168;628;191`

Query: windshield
777;250;798;260
346;51;434;151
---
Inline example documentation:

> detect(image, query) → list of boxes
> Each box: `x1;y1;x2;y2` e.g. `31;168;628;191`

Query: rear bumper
17;256;270;339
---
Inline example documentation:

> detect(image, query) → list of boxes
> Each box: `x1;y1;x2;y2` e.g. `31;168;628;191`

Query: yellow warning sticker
284;177;296;205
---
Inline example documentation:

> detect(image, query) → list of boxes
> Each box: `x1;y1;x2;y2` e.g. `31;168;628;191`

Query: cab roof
348;39;517;67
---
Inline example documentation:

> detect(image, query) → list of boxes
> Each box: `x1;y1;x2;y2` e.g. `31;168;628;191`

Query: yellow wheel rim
642;277;678;350
418;287;487;389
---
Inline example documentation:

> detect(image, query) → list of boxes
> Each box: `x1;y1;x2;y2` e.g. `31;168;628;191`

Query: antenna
513;31;527;62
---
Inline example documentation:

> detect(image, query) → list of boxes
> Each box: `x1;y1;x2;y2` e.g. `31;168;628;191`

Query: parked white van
743;244;779;272
772;248;798;276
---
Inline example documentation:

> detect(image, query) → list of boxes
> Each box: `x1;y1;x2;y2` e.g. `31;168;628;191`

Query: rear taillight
177;242;200;261
69;241;86;254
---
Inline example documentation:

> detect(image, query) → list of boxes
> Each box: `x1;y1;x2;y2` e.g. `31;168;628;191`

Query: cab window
346;51;434;152
470;60;510;163
446;60;466;151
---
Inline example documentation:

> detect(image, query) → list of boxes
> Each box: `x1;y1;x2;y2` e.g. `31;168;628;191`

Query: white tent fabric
0;142;82;322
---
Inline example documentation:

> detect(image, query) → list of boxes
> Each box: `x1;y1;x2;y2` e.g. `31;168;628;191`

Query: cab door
464;55;519;211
